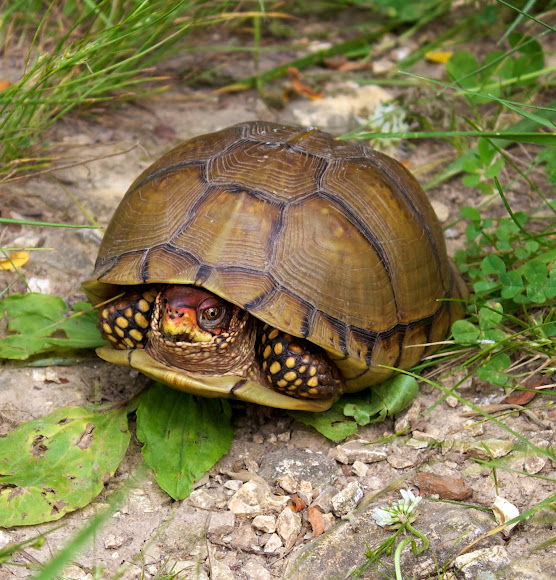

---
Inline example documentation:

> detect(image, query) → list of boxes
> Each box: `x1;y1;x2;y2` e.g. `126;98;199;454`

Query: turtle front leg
257;324;343;399
98;286;158;349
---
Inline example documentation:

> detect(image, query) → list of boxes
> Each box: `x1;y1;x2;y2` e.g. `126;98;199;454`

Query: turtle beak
161;305;213;343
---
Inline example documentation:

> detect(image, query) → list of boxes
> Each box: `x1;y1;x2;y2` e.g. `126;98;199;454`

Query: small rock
453;545;510;579
277;474;298;493
329;440;387;464
462;419;485;437
62;565;91;580
524;455;546;474
394;399;421;432
0;529;13;548
242;561;273;580
352;461;368;477
277;508;302;548
252;515;277;533
413;428;444;443
229;524;259;552
445;396;459;408
331;481;364;516
253;433;264;444
208;511;236;535
413;472;473;500
466;440;513;460
387;448;419;469
322;512;336;531
104;534;124;549
224;479;242;492
277;431;291;442
264;532;283;553
406;438;429;449
228;480;289;516
298;480;313;505
312;486;340;513
188;488;219;510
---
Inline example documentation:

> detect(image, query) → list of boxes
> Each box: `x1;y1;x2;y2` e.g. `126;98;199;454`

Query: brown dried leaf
307;506;325;537
288;67;323;100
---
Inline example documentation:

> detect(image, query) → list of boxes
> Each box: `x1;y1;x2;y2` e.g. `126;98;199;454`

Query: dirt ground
1;11;555;580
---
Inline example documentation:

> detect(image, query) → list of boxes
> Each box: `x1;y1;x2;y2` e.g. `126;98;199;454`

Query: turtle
82;121;467;412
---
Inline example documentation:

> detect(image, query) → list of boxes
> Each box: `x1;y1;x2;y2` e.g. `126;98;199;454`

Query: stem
406;523;430;554
394;537;413;580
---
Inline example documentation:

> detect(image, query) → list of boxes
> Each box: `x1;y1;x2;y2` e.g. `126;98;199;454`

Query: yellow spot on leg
269;361;281;374
285;357;296;368
135;312;149;328
283;371;297;382
116;316;129;329
307;377;319;388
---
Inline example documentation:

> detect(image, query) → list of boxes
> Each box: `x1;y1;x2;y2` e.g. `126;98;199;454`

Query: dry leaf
0;251;30;271
307;506;325;537
425;50;454;64
288;67;323;100
0;80;12;91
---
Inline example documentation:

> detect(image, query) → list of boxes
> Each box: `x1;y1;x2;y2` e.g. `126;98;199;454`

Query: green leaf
0;405;130;526
481;254;506;276
452;319;480;345
477;353;511;386
522;260;548;284
499;270;524;299
290;375;418;441
0;294;105;360
136;384;233;500
460;206;481;224
478;303;503;330
292;404;359;442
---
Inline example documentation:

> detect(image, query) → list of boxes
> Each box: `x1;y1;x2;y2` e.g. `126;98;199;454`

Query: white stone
228;480;289;516
252;515;277;533
223;479;242;491
276;508;302;547
242;561;273;580
445;396;459;408
331;481;364;516
453;545;510;579
351;461;368;477
329;440;387;464
298;480;313;505
431;200;450;222
264;533;283;553
104;534;124;549
187;488;219;510
276;474;298;493
492;496;520;535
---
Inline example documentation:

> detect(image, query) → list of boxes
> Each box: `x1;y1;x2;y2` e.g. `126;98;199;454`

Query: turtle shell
83;121;466;410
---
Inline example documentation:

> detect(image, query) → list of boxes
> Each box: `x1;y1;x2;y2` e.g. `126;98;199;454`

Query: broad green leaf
291;405;358;442
478;303;503;330
136;384;233;500
477;353;511;386
0;405;130;526
522;260;548;284
0;294;105;360
452;319;480;345
481;254;506;276
500;271;524;299
460;206;481;224
290;375;418;441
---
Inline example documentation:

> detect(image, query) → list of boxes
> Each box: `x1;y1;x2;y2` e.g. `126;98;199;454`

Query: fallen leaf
307;506;325;537
425;50;454;63
288;67;323;100
0;251;29;271
0;80;12;91
288;494;306;512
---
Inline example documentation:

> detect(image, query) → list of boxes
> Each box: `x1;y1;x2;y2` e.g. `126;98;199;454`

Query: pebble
413;428;444;443
492;496;520;535
242;561;273;580
524;455;546;474
413;472;473;500
187;488;219;510
462;419;485;437
264;532;283;553
406;438;429;449
329;440;387;464
386;449;419;469
394;399;421;432
453;545;510;579
104;534;124;549
445;395;459;408
431;200;450;222
297;480;313;505
330;481;363;516
228;480;289;517
311;486;340;513
351;460;368;477
277;474;298;493
252;515;277;533
466;440;514;460
277;507;302;548
224;479;242;492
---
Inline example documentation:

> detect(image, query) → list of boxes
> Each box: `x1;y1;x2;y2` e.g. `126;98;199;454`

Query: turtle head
161;285;232;343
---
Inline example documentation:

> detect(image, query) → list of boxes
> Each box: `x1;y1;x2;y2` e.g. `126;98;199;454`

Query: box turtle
82;121;467;412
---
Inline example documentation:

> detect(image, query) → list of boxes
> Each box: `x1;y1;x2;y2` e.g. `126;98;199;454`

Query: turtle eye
202;306;222;321
198;298;228;331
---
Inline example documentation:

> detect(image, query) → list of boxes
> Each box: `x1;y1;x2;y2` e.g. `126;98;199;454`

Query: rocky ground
1;16;555;580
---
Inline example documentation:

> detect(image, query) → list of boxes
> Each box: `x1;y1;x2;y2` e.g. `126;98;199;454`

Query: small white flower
372;489;422;529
